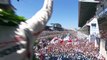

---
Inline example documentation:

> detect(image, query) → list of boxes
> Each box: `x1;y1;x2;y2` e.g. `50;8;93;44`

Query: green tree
0;9;26;26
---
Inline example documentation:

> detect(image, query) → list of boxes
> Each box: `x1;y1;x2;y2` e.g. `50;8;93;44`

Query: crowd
100;30;107;40
36;31;69;40
38;31;69;37
33;31;105;60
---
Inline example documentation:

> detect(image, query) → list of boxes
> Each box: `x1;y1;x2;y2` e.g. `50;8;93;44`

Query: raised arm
26;0;53;34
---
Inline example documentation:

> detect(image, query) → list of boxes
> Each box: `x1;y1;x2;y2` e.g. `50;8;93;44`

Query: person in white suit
0;0;53;60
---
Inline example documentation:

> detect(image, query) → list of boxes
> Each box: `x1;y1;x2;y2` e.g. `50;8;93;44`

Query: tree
0;0;26;26
0;9;26;26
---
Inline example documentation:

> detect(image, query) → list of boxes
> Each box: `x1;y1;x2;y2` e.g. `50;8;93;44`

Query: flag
50;37;58;44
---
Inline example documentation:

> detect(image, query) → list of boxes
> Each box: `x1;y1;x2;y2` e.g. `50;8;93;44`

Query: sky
11;0;78;29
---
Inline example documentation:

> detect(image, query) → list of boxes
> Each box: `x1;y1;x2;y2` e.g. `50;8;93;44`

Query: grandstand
78;0;107;59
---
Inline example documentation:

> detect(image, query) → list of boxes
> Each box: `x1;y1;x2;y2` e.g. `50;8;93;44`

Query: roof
0;0;16;10
78;1;99;27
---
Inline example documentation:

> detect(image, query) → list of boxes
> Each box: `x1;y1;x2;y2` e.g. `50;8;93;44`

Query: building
0;0;16;10
45;23;64;31
78;0;107;59
78;0;99;35
96;0;107;59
